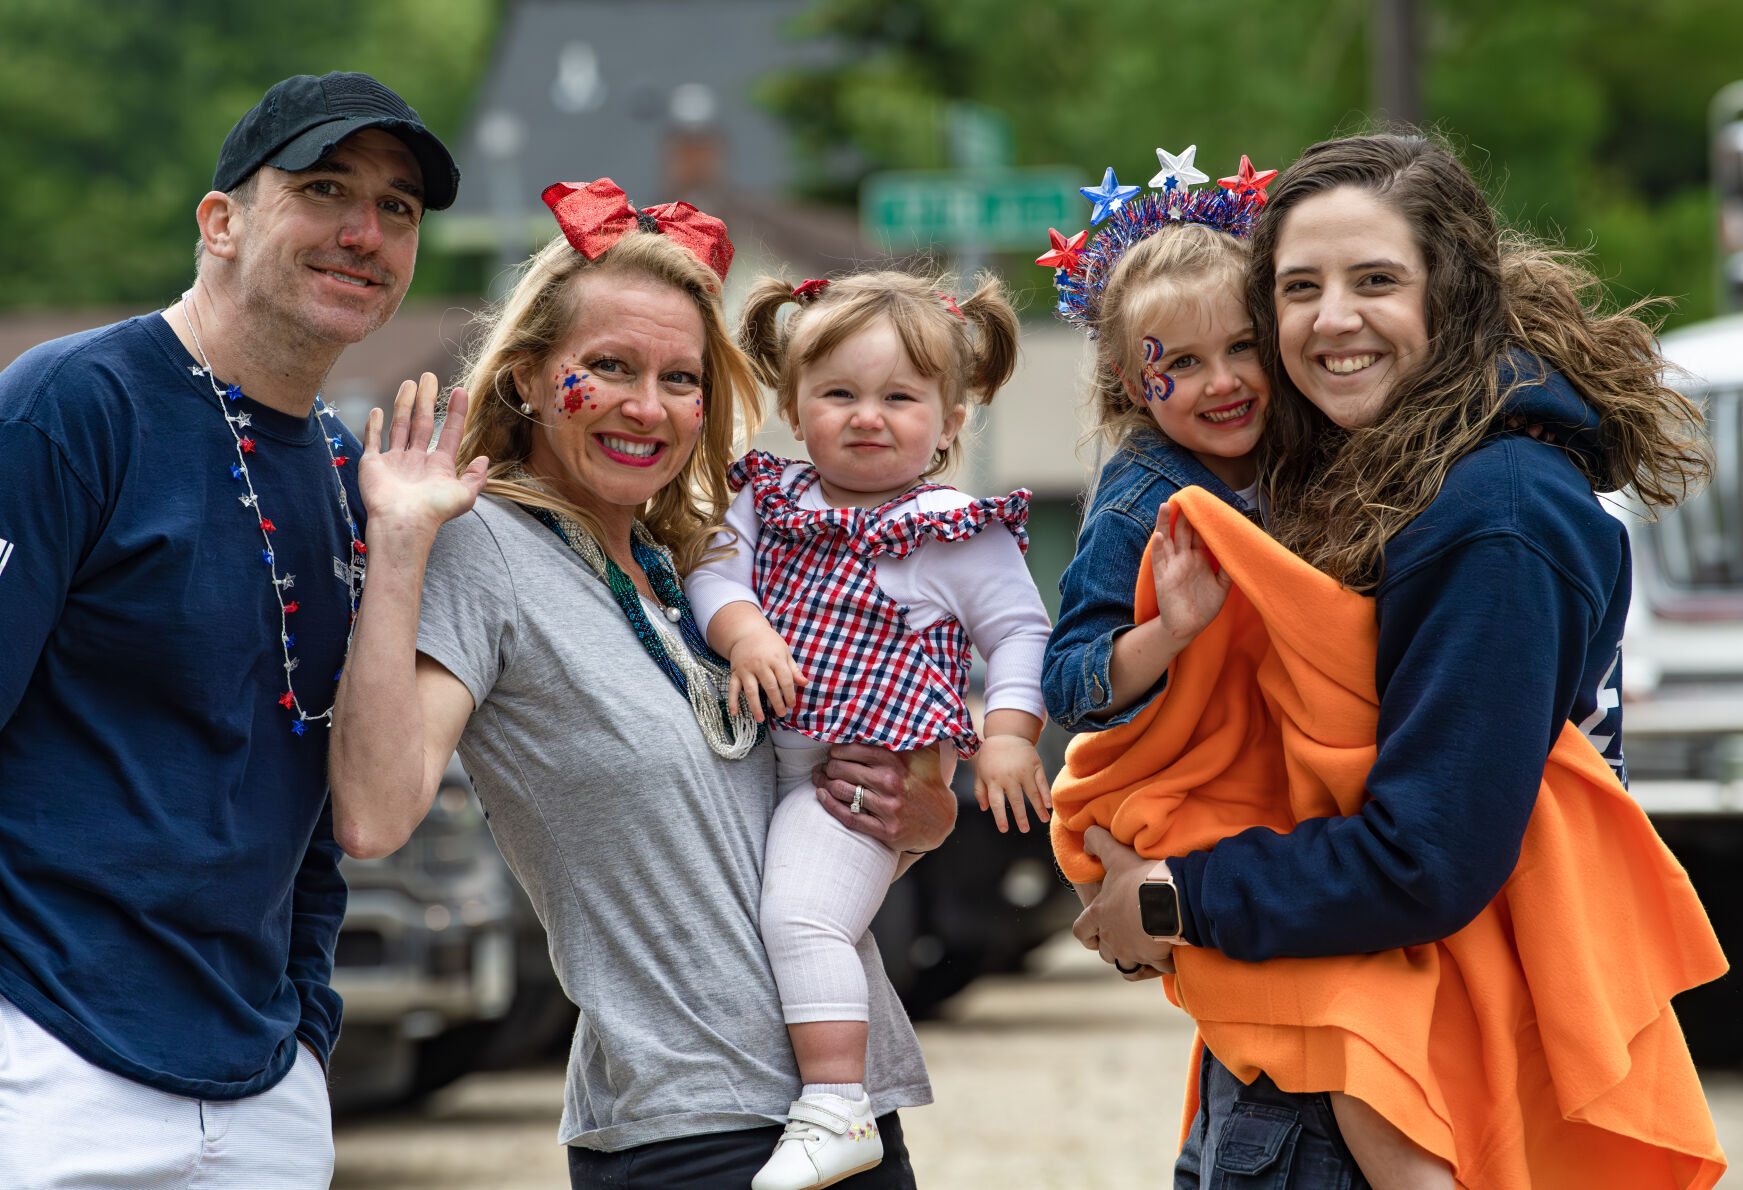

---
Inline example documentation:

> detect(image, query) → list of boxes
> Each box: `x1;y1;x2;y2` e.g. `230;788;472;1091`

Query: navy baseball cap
213;72;460;211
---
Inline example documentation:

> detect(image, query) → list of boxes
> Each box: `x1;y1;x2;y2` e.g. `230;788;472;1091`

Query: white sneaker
750;1091;884;1190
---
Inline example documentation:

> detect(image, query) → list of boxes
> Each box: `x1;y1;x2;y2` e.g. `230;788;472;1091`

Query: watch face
1138;880;1182;939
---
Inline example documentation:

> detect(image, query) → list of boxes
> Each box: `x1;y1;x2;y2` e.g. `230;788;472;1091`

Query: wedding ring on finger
849;784;866;814
1114;959;1142;974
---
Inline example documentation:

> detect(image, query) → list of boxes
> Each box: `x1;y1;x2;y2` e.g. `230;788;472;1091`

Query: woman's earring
519;400;533;415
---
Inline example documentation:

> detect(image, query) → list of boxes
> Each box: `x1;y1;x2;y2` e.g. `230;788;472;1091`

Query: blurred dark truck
1616;313;1743;1067
326;761;572;1113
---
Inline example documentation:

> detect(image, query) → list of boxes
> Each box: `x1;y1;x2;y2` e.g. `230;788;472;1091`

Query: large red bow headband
541;178;734;281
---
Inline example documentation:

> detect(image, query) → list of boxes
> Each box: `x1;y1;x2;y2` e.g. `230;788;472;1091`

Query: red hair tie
541;178;735;281
792;278;830;303
936;291;966;322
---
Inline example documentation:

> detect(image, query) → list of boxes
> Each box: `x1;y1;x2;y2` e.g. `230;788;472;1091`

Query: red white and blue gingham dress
730;450;1031;758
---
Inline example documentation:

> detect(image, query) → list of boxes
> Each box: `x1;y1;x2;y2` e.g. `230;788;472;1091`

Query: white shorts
0;993;334;1189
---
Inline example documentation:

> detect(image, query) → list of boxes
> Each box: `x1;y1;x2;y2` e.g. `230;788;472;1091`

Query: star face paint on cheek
1140;336;1174;402
553;358;597;416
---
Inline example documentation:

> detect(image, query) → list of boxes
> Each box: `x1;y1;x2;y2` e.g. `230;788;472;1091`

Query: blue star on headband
1150;145;1209;192
1080;167;1141;225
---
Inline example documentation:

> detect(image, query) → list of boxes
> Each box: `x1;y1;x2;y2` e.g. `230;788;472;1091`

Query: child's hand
1151;501;1233;643
973;735;1052;835
727;624;807;722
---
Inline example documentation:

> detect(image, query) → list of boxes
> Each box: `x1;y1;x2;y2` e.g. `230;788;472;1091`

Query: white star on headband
1150;145;1209;192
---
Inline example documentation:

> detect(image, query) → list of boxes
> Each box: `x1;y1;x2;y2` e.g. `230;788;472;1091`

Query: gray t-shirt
417;496;931;1150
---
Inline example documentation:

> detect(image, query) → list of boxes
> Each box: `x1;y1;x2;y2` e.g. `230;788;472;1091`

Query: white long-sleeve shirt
685;464;1051;723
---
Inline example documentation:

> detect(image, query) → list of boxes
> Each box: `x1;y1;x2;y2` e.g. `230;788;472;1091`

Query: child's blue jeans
1175;1048;1371;1189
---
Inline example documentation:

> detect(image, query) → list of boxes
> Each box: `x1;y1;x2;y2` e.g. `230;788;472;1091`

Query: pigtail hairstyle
735;276;801;391
958;275;1021;406
458;230;764;574
736;269;1021;478
1249;132;1710;590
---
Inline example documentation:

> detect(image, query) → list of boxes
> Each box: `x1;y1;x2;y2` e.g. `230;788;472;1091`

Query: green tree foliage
0;0;499;310
765;0;1743;326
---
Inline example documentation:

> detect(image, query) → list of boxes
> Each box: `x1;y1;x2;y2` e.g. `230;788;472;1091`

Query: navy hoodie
1171;363;1631;960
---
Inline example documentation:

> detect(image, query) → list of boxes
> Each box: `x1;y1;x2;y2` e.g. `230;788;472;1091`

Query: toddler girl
684;270;1053;1190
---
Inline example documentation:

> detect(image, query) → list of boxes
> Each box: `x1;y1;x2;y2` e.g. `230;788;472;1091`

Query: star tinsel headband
1040;146;1273;337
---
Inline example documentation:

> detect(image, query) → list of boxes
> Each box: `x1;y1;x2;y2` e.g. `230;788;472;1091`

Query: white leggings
760;741;935;1024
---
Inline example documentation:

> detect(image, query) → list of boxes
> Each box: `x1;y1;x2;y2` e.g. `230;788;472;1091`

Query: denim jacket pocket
1211;1103;1302;1187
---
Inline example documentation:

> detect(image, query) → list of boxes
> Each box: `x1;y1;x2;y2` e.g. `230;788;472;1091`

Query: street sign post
859;168;1084;252
945;102;1014;172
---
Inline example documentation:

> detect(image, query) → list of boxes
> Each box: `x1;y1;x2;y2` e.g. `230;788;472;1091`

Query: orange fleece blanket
1052;485;1727;1190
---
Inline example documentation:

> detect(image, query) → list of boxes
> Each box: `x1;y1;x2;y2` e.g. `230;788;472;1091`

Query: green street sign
860;168;1084;251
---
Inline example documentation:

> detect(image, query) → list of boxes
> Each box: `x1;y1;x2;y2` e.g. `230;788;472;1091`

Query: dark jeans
568;1112;915;1190
1175;1051;1369;1190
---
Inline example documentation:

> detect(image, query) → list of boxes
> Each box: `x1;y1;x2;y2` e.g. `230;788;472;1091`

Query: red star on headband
1218;156;1278;204
1035;228;1089;271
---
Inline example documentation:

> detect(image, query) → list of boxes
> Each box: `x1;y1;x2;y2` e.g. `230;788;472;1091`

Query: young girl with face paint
682;270;1053;1190
1041;195;1269;736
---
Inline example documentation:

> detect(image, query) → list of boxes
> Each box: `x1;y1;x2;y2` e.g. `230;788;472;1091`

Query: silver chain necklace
182;303;364;735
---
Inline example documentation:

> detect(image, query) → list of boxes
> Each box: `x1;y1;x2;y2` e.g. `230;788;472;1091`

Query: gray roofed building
435;0;838;259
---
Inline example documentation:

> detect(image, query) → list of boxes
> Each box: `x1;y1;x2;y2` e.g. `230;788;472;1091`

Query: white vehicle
1616;311;1743;1067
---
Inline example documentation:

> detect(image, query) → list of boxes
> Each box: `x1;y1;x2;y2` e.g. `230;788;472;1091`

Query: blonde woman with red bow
329;180;942;1190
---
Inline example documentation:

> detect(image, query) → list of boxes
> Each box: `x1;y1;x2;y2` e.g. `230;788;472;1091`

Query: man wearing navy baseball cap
0;72;457;1186
214;70;461;210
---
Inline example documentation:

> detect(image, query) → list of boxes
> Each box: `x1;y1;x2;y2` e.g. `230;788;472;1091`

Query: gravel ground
334;933;1743;1188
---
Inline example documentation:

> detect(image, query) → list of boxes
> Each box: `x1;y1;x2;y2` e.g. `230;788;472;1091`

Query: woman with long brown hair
1061;133;1721;1188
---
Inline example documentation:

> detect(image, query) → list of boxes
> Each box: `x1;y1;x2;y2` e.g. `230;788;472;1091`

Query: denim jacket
1042;427;1252;731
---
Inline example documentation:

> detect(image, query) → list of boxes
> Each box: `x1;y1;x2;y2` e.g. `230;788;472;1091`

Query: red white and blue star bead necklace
183;306;365;736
